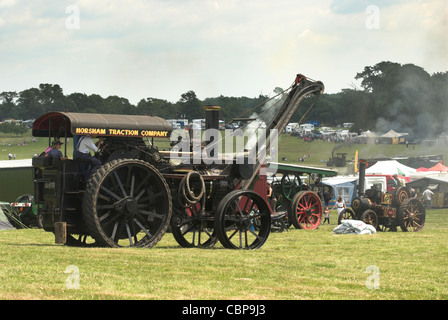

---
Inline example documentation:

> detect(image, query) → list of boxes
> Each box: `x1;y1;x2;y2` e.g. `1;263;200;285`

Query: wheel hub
114;197;137;216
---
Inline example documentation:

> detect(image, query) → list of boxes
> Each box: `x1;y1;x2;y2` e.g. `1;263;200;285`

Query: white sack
333;220;376;234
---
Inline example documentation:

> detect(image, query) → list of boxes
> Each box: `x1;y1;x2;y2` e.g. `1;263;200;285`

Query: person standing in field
331;196;346;215
323;206;330;224
422;187;434;210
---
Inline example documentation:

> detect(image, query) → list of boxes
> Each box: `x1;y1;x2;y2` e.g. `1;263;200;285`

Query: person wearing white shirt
331;196;346;215
74;135;103;178
422;187;434;209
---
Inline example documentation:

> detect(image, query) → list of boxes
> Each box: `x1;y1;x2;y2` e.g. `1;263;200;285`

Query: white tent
379;130;409;144
366;160;416;177
380;130;408;138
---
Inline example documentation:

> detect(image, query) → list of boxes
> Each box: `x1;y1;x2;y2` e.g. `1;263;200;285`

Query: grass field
0;209;447;300
1;130;447;301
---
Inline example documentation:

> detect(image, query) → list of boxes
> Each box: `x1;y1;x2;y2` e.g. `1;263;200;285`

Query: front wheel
171;203;218;248
338;208;355;225
361;209;378;229
398;198;426;232
214;190;271;249
83;159;172;248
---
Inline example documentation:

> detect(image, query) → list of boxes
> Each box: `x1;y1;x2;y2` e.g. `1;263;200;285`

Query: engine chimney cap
204;105;221;111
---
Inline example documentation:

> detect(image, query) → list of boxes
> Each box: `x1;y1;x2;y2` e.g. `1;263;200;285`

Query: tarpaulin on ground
333;220;376;234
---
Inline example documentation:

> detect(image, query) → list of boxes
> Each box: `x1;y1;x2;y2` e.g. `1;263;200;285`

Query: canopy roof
268;162;337;177
407;176;448;192
322;176;357;186
381;130;409;138
428;162;448;172
365;160;416;177
32;112;173;138
416;162;448;173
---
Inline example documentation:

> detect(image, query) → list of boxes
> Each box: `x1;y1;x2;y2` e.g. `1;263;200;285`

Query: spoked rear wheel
214;190;271;249
83;159;172;248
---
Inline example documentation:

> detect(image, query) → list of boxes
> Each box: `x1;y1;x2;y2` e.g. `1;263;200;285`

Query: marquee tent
428;162;448;172
407;176;448;193
365;160;416;177
381;129;408;138
379;130;409;144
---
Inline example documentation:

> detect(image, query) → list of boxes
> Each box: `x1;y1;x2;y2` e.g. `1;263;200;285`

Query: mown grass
1;130;447;300
1;209;447;300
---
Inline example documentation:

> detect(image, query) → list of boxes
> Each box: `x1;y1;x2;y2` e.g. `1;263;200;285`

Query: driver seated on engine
74;134;103;178
392;174;406;189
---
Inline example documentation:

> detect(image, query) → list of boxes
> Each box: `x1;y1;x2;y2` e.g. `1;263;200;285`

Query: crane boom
240;74;324;190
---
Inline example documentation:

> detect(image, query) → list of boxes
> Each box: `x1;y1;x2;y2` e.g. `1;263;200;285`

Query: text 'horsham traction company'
74;127;169;138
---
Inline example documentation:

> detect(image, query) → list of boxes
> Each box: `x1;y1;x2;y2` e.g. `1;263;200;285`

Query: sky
0;0;447;105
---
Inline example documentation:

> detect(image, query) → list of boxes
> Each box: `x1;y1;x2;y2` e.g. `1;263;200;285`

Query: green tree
17;88;45;119
104;96;135;115
136;97;175;118
177;91;203;119
39;84;66;112
0;91;18;120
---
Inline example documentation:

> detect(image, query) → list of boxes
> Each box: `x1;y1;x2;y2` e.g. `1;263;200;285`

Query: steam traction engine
31;74;325;249
338;160;426;231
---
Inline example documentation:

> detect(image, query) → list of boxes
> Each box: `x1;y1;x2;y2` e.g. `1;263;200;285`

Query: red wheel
289;191;323;229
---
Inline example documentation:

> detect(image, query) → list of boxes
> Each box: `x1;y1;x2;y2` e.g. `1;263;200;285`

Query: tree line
1;61;447;139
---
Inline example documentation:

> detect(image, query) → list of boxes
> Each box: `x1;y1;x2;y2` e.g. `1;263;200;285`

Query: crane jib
240;75;325;190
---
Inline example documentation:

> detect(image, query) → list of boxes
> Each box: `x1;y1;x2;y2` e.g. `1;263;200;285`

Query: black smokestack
205;105;221;132
205;105;221;157
358;159;367;196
